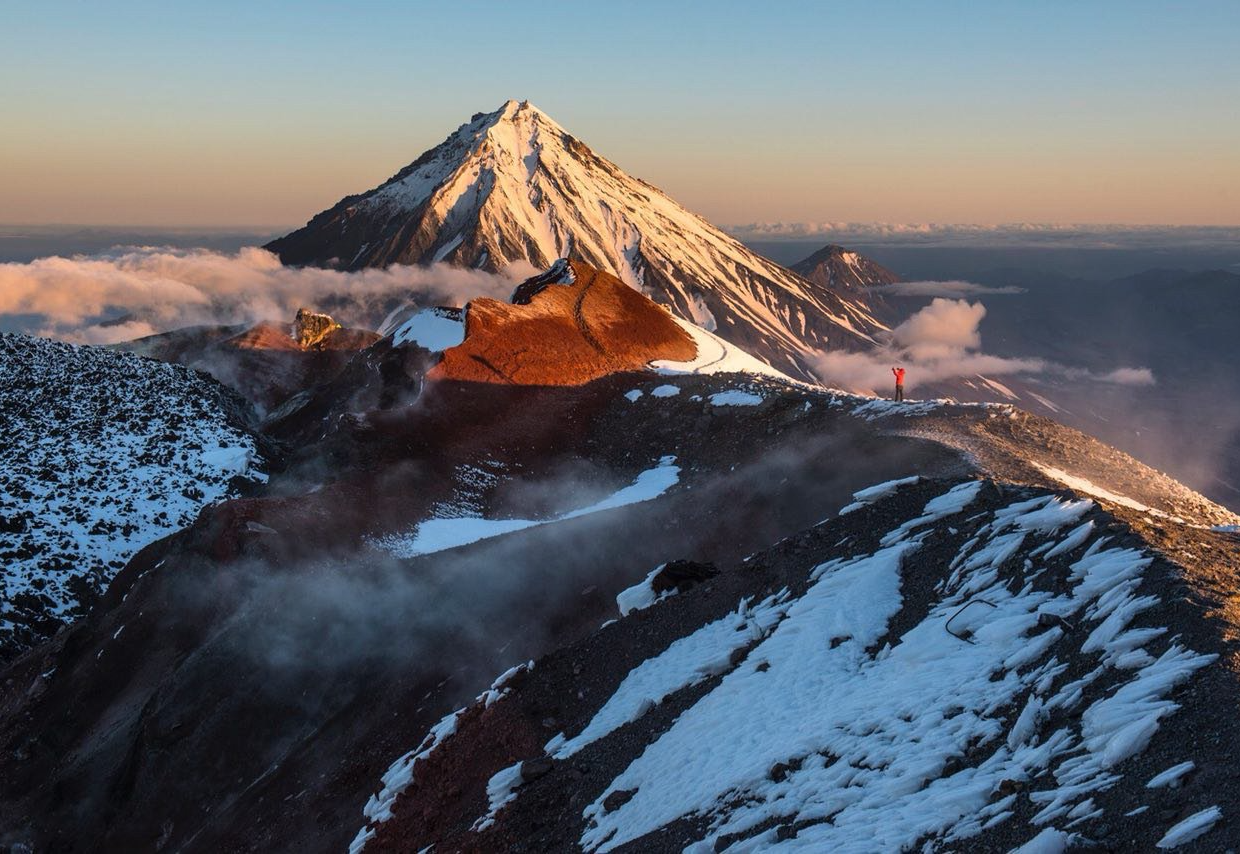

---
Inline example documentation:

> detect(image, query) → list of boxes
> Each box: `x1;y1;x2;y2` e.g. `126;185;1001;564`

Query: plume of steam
0;246;535;343
812;297;1154;392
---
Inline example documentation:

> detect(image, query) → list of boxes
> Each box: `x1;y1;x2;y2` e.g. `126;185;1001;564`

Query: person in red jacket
892;366;906;401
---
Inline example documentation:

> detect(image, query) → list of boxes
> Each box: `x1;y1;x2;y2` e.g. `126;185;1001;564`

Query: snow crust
572;482;1216;852
474;762;525;832
1011;827;1077;853
1146;761;1194;788
391;308;465;352
838;475;920;515
551;591;791;762
351;661;534;852
652;316;797;382
709;390;763;407
1155;805;1221;848
615;565;671;617
1031;463;1188;526
0;334;265;655
374;457;680;558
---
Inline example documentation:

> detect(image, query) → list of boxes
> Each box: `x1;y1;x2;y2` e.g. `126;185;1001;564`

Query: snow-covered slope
266;100;886;381
351;475;1237;853
0;334;266;660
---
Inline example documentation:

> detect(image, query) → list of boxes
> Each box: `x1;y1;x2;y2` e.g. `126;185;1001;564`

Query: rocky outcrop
428;260;697;386
117;313;380;412
293;308;342;349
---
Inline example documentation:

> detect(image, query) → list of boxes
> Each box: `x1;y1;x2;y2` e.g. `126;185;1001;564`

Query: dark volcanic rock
650;560;719;595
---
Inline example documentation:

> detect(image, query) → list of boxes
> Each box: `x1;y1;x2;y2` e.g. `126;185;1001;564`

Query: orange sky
2;2;1237;227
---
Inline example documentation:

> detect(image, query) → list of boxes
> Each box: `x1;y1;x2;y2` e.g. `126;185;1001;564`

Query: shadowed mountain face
265;100;886;382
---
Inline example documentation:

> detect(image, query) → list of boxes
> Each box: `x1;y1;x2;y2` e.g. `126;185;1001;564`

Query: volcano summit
266;100;888;381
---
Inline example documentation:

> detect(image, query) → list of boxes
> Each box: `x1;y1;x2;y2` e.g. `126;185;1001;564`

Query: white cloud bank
727;222;1240;249
876;280;1025;298
812;298;1155;392
0;246;533;344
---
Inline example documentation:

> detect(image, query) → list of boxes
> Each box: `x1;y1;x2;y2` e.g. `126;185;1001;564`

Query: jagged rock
520;757;554;783
602;789;637;813
650;559;719;595
292;308;342;349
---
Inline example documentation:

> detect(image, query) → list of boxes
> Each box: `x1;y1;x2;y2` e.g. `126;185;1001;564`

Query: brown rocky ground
430;261;696;386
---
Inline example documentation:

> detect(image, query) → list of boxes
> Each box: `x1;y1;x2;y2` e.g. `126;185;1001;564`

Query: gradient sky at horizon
2;0;1238;228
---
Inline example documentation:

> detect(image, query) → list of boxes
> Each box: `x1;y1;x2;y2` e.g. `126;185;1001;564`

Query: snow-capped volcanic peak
266;100;887;381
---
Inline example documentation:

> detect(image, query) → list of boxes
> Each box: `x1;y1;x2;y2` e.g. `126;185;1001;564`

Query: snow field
564;481;1216;851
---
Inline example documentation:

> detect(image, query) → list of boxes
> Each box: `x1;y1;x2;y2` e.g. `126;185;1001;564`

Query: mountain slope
357;476;1239;853
0;334;268;661
428;260;696;386
265;100;885;380
2;263;1238;853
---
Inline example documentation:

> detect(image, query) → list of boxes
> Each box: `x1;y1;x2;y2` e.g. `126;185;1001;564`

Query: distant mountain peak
789;244;900;299
266;102;887;381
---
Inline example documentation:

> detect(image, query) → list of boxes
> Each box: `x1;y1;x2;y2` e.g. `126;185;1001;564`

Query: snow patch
392;308;465;352
839;475;920;514
375;457;680;558
1146;761;1194;788
616;565;672;617
553;590;791;761
708;390;763;407
652;317;796;383
575;484;1217;852
1156;806;1221;848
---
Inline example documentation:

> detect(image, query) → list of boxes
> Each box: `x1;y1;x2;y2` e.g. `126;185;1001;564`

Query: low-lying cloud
727;222;1240;250
876;280;1026;298
812;297;1155;392
0;246;534;344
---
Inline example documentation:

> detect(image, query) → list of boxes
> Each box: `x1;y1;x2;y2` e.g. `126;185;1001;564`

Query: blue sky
1;0;1237;225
